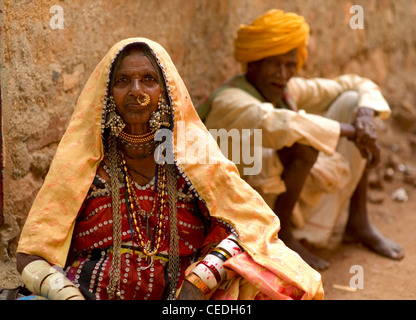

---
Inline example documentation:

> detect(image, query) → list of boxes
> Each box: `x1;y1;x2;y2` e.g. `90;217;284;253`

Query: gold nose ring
137;93;150;107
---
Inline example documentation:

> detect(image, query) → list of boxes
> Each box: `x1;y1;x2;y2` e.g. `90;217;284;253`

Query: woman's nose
130;79;142;96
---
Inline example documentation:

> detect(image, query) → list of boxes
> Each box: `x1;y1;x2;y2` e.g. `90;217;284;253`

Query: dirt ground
318;121;416;300
318;182;415;300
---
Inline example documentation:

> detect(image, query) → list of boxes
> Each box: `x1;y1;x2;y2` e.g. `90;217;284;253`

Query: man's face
246;49;297;104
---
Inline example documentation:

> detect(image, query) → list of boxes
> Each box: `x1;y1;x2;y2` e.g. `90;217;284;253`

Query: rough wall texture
1;0;415;285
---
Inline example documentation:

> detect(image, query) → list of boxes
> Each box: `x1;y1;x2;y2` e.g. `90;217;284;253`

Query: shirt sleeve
288;74;391;120
204;88;340;156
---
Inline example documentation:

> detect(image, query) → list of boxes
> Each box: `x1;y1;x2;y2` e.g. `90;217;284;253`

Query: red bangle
199;260;222;283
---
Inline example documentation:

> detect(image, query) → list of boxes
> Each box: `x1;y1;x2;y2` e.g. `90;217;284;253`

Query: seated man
198;9;404;270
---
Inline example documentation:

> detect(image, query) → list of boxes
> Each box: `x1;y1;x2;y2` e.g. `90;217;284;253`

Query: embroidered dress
65;161;229;300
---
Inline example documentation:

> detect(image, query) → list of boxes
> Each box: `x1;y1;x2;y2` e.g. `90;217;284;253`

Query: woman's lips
126;102;145;109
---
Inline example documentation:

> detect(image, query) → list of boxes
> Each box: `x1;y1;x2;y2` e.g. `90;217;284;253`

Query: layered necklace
118;131;157;154
108;129;179;300
117;129;167;257
118;129;160;160
121;153;167;257
119;130;155;143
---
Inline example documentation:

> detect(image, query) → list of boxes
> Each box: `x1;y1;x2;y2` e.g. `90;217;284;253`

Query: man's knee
326;90;359;122
339;90;359;106
278;143;319;168
292;144;319;166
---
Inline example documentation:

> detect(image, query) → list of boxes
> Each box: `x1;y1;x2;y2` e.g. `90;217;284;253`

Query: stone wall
1;0;415;285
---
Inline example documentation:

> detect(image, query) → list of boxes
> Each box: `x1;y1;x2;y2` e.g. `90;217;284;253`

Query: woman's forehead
116;53;155;73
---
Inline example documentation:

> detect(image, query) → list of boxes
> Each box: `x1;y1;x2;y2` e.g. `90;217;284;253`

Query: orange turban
234;9;310;71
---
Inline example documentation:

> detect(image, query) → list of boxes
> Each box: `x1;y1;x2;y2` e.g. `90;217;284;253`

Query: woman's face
112;49;161;134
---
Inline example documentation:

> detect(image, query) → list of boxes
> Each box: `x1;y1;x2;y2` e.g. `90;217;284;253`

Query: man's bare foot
343;223;404;260
283;236;330;271
346;170;404;260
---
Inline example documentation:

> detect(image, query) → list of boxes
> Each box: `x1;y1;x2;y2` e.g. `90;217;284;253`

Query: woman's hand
176;280;208;300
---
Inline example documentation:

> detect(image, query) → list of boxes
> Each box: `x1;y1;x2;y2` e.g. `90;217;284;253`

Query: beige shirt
204;74;391;194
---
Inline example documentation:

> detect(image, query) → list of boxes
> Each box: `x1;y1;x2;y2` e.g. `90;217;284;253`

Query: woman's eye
115;77;129;85
143;76;156;82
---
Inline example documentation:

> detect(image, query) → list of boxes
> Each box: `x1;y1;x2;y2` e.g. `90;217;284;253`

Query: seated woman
15;38;323;300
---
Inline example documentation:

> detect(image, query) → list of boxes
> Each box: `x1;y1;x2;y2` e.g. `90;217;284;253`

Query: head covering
234;9;310;71
17;38;322;299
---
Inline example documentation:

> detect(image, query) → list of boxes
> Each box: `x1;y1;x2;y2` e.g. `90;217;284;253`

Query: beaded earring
104;95;126;137
149;93;171;132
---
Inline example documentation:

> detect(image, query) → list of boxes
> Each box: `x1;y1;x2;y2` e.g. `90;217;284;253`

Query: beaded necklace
121;154;167;257
119;130;155;143
117;130;158;160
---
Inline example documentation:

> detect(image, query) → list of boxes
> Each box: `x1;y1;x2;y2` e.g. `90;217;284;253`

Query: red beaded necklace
121;154;167;257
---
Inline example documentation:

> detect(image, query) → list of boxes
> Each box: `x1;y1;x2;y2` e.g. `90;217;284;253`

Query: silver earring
105;95;125;137
149;94;171;132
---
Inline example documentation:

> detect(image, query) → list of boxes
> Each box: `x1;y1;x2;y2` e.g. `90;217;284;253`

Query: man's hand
353;107;380;168
176;279;208;300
